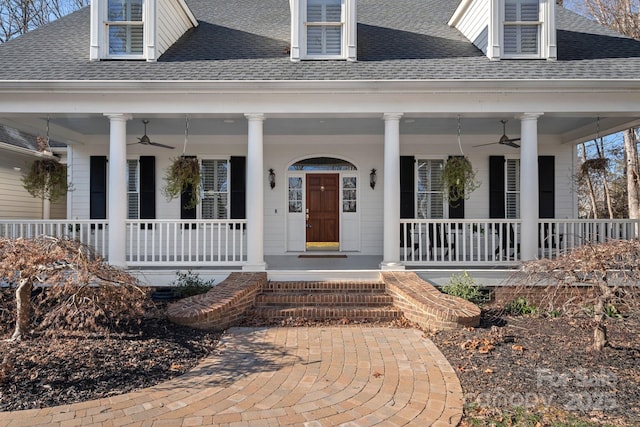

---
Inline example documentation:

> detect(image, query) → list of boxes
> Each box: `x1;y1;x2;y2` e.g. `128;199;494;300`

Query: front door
306;173;339;250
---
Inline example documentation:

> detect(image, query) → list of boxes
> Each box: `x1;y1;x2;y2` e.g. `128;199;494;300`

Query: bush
441;271;484;304
172;271;215;298
505;296;538;316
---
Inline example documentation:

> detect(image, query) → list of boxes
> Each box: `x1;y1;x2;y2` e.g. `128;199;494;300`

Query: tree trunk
625;128;640;220
11;278;33;341
591;296;608;351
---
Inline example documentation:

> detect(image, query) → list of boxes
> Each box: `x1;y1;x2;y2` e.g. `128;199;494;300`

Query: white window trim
90;0;156;61
290;0;357;62
199;157;230;220
485;0;556;61
415;157;447;220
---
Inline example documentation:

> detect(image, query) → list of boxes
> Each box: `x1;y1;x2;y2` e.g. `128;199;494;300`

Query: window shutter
230;156;246;220
489;156;505;218
448;156;465;219
90;156;107;219
139;156;155;219
400;156;415;219
538;156;555;218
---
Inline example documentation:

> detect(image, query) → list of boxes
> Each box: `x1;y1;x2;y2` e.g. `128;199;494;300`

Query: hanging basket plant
442;156;480;206
163;156;201;209
22;158;69;203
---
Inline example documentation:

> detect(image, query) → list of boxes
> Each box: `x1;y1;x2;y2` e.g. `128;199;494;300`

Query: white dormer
289;0;357;62
90;0;197;61
449;0;557;61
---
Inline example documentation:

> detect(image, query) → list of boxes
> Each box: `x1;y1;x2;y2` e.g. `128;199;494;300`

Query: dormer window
503;0;541;57
107;0;144;57
289;0;357;62
307;0;342;56
448;0;556;61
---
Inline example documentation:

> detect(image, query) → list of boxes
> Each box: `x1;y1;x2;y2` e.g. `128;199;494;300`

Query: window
504;0;540;56
416;159;444;219
342;177;356;212
201;159;229;219
289;177;303;213
306;0;343;57
106;0;144;56
126;159;139;219
505;159;520;218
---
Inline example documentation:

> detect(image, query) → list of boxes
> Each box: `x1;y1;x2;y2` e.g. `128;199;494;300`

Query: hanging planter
442;156;480;206
163;155;201;209
22;158;69;203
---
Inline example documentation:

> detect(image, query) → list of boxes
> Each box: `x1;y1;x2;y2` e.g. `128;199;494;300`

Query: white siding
157;0;195;57
452;0;489;55
68;132;574;257
0;154;43;219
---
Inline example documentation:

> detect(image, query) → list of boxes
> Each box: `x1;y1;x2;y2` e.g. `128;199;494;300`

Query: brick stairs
251;280;403;322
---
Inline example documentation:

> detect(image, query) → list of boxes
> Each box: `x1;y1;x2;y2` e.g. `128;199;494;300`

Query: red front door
306;174;339;245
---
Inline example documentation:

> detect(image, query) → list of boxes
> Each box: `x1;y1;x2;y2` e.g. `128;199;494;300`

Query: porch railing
0;220;109;257
400;219;522;266
126;220;247;266
538;219;640;259
0;219;247;267
401;219;640;266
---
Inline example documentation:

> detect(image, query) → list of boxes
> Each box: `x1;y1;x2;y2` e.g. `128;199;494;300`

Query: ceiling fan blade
503;141;520;148
472;141;500;147
148;141;175;149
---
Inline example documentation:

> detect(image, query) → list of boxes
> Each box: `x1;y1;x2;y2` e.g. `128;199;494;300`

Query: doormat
299;255;348;259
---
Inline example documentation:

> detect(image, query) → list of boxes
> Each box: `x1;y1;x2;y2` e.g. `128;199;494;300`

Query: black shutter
90;156;107;219
448;156;465;219
230;156;246;220
180;156;197;221
538;156;555;219
400;156;415;219
139;156;155;219
489;156;505;219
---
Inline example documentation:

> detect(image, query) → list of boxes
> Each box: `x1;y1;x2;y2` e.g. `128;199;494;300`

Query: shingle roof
0;124;65;150
0;0;639;81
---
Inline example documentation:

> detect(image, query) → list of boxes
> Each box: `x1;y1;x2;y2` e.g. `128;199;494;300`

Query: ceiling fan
473;120;521;149
130;120;174;149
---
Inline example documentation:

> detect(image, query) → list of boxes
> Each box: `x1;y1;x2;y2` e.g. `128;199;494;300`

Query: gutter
1;79;640;94
0;141;57;159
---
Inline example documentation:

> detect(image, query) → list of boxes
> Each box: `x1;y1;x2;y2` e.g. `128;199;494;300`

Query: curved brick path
0;327;463;427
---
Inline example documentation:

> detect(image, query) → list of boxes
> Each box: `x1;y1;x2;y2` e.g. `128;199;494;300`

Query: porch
1;218;637;270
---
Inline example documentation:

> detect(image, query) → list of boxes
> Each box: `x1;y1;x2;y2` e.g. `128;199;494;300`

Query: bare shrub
512;239;640;351
0;236;151;340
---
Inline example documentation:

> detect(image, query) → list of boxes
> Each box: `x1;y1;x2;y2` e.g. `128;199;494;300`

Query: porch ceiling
1;114;638;146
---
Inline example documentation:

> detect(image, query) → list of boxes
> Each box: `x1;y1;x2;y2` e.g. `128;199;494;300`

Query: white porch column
520;113;543;261
381;113;404;270
105;113;131;268
244;113;266;270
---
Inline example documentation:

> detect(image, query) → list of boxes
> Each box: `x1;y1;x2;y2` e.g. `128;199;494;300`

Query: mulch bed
1;297;638;427
0;310;220;412
430;311;640;426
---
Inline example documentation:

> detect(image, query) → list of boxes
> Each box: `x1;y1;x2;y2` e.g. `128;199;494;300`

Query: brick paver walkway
0;327;463;427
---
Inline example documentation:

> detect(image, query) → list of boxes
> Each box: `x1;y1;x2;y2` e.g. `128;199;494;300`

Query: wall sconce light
369;168;377;189
269;168;276;189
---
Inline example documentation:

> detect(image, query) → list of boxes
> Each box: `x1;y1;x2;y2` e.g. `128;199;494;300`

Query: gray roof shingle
0;0;639;81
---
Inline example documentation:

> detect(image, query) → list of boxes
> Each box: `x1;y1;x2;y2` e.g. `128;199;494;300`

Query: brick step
255;293;394;307
262;281;386;293
252;306;403;322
